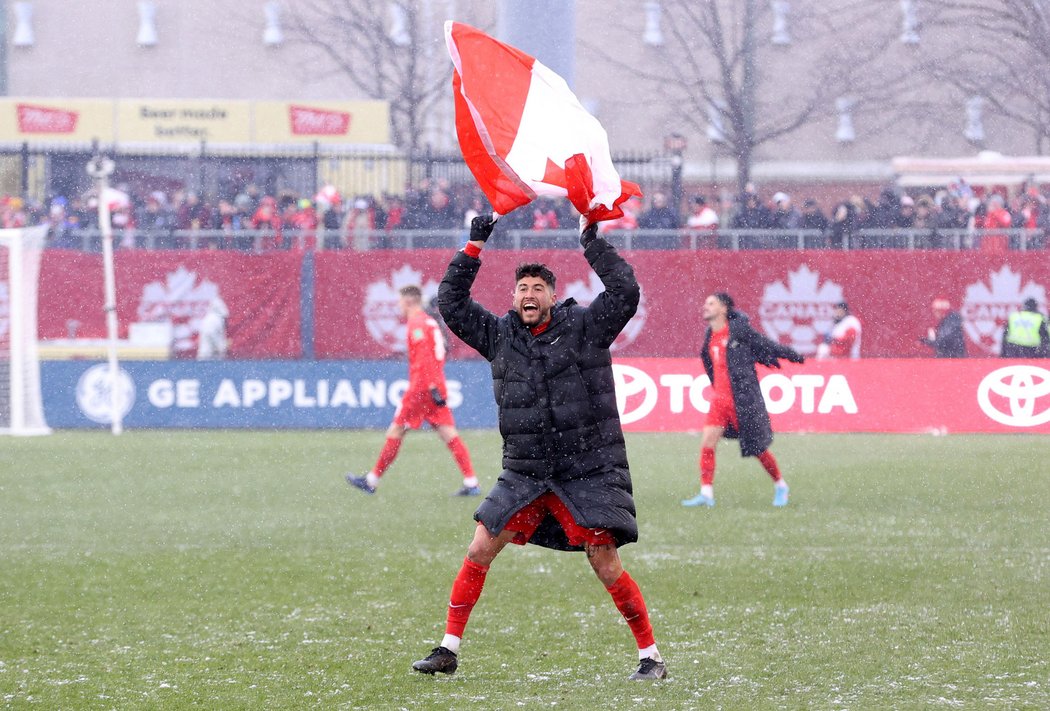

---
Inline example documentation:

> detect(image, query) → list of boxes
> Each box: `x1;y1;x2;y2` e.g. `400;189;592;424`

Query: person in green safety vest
1000;298;1050;358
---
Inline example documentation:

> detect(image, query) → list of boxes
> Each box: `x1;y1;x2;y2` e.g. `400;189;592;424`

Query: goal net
0;224;51;435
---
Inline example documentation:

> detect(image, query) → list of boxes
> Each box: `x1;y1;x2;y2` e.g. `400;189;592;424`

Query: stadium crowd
4;174;1047;251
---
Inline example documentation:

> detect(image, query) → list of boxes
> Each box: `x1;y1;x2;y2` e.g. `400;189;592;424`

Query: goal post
0;224;51;436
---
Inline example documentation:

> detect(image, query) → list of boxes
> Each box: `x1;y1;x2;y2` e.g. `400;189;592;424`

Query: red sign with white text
17;103;79;133
612;358;1050;434
289;105;351;136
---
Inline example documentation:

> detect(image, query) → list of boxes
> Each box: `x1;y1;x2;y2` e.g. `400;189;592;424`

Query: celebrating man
682;292;804;508
346;285;479;496
410;215;666;681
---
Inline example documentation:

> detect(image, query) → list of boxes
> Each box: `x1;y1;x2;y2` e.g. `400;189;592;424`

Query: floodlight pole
86;155;123;435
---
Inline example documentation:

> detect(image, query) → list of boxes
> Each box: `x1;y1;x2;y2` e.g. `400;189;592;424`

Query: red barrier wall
612;358;1050;434
314;249;1050;359
39;250;302;358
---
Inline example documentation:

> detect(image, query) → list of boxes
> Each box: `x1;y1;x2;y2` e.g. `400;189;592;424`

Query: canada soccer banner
38;250;301;358
613;358;1050;434
312;249;1050;359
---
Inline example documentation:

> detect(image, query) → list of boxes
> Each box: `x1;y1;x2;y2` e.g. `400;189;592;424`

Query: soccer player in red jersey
682;292;804;508
410;215;666;681
346;285;479;496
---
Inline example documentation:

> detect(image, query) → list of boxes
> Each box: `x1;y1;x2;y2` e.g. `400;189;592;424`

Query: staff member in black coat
411;215;666;682
682;292;804;508
920;297;968;358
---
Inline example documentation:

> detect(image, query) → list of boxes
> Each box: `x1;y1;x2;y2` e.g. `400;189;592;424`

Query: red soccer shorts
504;492;615;547
393;390;456;429
705;394;740;430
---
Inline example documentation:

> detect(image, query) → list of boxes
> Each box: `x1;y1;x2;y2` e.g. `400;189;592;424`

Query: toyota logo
976;365;1050;428
612;364;658;425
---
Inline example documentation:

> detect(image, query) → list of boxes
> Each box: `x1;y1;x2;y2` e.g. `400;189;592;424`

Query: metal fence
0;142;677;205
49;227;1048;252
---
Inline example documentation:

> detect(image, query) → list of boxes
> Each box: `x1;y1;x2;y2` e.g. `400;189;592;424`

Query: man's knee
586;543;623;586
466;525;507;566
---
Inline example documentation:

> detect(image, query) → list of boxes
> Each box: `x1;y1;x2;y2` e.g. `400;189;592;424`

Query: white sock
463;476;479;488
366;471;380;488
700;484;714;499
440;634;461;654
638;643;662;662
776;480;789;490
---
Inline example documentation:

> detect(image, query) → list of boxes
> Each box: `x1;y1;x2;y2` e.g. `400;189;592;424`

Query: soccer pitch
2;431;1048;709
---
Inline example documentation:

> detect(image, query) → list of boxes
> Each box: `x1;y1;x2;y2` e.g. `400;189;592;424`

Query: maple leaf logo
136;266;222;354
363;265;440;353
962;266;1046;355
561;272;647;351
759;265;845;355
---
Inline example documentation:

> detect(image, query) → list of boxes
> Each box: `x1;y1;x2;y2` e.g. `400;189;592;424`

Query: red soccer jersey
405;310;447;396
708;324;733;401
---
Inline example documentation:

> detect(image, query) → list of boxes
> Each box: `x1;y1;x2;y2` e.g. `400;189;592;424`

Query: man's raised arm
437;214;501;361
580;219;641;348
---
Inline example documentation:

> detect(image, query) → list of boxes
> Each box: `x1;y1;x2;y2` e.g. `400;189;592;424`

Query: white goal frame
0;224;51;436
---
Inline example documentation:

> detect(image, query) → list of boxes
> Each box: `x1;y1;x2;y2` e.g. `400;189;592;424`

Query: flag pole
86;155;123;435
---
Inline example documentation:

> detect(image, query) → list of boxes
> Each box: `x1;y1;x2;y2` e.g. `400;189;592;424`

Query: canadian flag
444;21;640;222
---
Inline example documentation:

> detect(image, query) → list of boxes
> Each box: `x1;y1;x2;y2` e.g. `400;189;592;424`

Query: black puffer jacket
700;311;803;457
438;238;640;550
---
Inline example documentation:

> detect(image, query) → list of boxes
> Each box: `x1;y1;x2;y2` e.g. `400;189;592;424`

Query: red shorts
393;390;456;429
504;492;615;547
705;394;739;430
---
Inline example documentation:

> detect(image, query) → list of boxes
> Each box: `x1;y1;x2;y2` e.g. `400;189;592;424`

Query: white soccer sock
463;476;479;488
366;471;380;488
775;480;789;489
700;484;714;499
440;634;461;654
638;643;662;662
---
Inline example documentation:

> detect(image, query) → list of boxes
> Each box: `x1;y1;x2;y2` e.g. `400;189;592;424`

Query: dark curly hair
515;263;556;289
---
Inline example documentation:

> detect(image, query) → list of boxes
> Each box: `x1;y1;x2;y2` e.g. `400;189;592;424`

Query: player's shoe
345;474;376;494
453;485;482;497
681;491;715;507
773;482;789;507
412;646;458;675
629;657;667;680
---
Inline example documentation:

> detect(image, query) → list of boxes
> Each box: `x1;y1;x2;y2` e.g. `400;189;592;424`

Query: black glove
822;333;833;344
430;386;446;407
470;214;497;242
787;352;806;364
580;221;599;248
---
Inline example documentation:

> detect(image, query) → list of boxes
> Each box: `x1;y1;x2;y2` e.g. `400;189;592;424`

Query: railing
46;226;1048;252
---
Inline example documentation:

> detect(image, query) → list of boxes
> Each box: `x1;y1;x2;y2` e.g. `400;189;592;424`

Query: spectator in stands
799;198;829;246
137;192;175;249
532;197;560;230
827;196;864;249
976;193;1012;252
638;192;680;230
920;297;967;358
771;192;801;229
418;189;459;230
731;192;773;230
251;196;282;250
685;195;719;249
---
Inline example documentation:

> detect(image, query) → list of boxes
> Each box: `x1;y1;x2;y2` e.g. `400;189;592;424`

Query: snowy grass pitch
2;431;1049;709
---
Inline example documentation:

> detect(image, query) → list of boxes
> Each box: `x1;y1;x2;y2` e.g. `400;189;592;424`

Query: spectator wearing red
976;194;1012;252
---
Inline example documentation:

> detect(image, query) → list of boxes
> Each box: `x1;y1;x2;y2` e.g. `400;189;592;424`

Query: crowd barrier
42;358;1050;434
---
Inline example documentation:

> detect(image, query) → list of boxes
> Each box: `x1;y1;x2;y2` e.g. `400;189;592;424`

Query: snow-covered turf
2;431;1048;709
